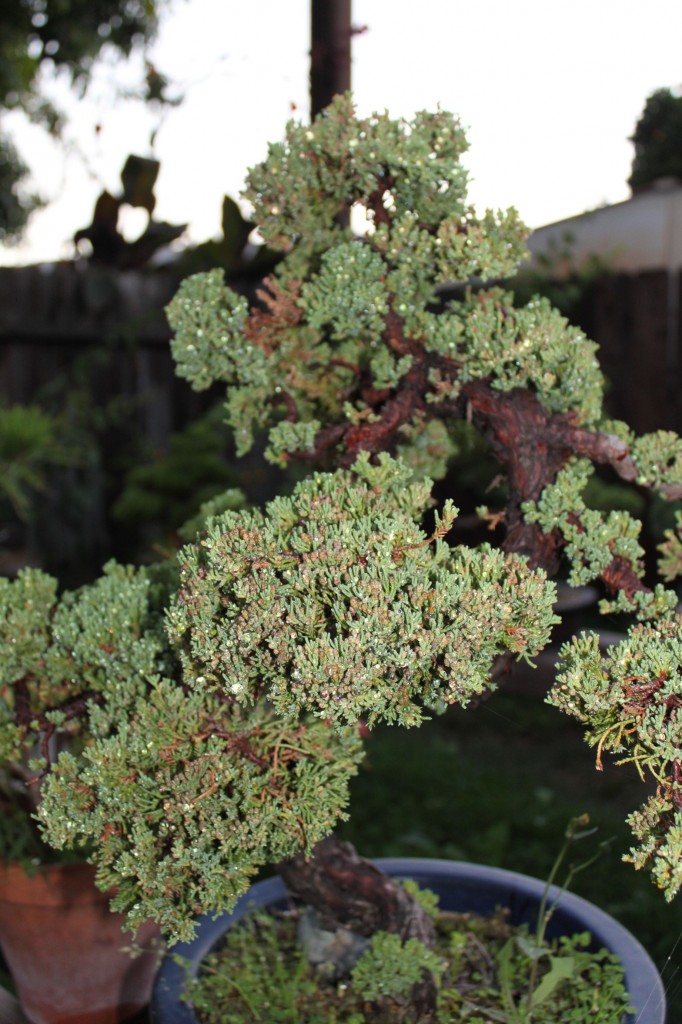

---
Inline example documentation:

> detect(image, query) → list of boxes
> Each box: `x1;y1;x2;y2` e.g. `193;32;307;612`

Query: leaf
220;195;255;262
125;220;187;268
515;934;549;961
530;955;576;1007
120;154;160;212
496;937;517;1014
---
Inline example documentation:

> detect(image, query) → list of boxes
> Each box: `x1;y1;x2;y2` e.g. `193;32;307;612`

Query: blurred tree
0;0;170;243
629;86;682;193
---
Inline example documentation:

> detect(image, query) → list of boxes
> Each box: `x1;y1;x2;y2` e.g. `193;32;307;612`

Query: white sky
2;0;682;266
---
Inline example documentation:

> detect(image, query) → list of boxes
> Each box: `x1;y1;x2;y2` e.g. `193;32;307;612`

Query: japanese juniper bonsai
5;96;682;963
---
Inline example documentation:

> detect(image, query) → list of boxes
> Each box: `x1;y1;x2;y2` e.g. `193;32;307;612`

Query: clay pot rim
0;859;109;907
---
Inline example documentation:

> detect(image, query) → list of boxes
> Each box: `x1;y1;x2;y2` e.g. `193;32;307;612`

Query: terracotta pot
151;858;666;1024
0;861;161;1024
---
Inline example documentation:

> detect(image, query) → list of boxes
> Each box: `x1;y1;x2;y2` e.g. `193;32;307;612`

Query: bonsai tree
0;561;174;863
3;96;682;984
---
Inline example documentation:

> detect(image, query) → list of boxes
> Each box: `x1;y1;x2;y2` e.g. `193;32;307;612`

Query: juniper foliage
32;455;556;940
2;96;682;943
165;97;682;918
168;97;602;471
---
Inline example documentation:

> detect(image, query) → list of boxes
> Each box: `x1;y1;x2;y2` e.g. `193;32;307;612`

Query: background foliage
0;0;168;241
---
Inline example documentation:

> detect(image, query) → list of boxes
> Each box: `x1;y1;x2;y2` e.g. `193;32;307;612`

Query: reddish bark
294;324;668;595
277;836;435;944
601;555;649;602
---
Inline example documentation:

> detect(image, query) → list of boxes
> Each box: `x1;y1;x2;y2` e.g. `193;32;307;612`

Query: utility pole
310;0;351;117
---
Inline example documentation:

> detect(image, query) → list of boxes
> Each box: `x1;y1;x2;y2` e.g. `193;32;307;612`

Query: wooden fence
0;260;680;580
0;262;207;447
1;263;681;441
576;269;682;436
0;262;223;579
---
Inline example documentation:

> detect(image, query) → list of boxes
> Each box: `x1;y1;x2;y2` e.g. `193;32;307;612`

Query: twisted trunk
277;836;437;1012
277;836;435;942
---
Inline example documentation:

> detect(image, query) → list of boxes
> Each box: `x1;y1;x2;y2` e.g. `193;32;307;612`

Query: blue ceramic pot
151;858;666;1024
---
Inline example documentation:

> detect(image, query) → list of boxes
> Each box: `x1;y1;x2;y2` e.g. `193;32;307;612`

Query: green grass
337;689;682;1018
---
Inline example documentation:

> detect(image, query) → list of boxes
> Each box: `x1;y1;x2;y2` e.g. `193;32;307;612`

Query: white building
527;178;682;275
525;180;682;435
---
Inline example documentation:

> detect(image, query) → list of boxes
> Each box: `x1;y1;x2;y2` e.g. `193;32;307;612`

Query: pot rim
0;859;108;907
